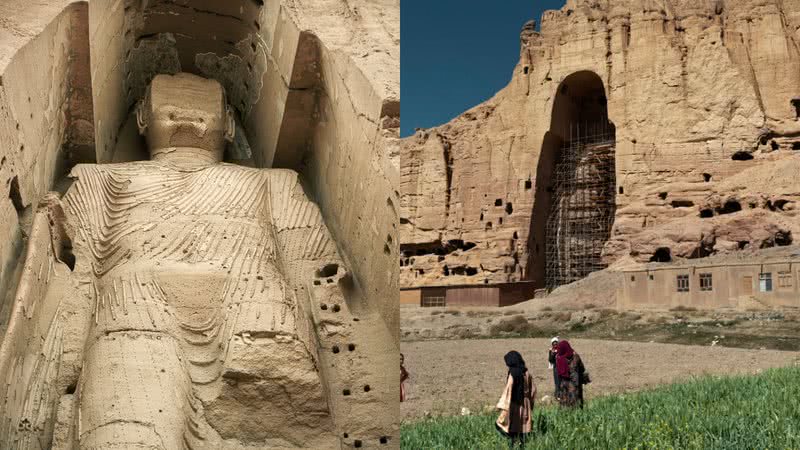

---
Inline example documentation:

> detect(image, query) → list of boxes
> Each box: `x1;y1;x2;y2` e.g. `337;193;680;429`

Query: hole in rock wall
61;242;76;271
400;240;476;258
731;151;754;161
525;179;532;189
793;142;800;150
792;98;800;119
717;200;742;215
671;200;694;208
8;176;25;213
505;202;513;214
703;173;712;182
650;247;672;263
776;231;793;246
658;192;668;200
619;186;624;194
317;263;339;278
530;71;616;291
495;199;503;206
770;140;779;151
700;209;714;218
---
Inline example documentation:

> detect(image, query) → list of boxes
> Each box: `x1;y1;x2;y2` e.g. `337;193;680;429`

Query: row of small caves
399;197;519;279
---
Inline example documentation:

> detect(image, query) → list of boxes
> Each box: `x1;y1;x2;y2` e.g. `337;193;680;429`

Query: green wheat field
401;366;800;449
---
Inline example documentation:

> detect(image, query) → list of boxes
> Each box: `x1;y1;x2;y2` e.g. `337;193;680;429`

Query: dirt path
400;338;800;421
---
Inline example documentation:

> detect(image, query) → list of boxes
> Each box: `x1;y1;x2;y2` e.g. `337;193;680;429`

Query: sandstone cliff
401;0;800;290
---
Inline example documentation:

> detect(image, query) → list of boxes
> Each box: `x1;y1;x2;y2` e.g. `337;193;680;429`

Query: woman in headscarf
495;351;536;448
555;340;587;408
400;353;409;402
548;336;560;399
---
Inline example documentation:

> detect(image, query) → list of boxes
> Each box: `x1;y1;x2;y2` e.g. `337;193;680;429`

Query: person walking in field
555;340;589;408
548;336;560;399
401;353;409;402
496;351;537;448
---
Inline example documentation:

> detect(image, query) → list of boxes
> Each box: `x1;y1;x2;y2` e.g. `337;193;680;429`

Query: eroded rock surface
401;0;800;291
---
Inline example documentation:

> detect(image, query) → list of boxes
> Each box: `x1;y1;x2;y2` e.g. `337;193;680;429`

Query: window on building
699;273;712;291
759;273;773;292
677;275;689;292
421;296;445;307
778;271;792;288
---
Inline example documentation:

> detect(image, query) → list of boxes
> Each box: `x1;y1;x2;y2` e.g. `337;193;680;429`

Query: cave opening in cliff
528;71;616;291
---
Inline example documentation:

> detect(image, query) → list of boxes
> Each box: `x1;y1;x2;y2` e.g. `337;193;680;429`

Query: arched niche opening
90;0;320;168
527;71;616;291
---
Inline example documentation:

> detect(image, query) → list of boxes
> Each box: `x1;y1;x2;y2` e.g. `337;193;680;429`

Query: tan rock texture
0;1;398;448
401;0;800;291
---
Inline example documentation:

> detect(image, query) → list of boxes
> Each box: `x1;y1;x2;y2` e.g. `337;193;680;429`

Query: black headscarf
504;350;527;403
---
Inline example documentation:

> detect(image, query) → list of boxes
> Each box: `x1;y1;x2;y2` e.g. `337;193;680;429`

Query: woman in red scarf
555;340;587;408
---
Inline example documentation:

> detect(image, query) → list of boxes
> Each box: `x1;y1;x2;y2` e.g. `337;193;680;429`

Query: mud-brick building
400;281;538;308
618;255;800;309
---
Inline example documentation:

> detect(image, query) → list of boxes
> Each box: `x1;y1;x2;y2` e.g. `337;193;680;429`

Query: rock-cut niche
527;71;617;291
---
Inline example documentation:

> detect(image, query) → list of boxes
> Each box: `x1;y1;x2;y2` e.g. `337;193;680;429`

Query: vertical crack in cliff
439;134;453;219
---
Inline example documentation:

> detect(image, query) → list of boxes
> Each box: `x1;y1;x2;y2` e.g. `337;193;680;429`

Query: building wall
404;281;538;308
445;286;499;307
400;289;420;306
619;261;800;309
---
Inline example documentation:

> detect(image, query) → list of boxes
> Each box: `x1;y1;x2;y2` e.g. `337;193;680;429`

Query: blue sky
400;0;566;137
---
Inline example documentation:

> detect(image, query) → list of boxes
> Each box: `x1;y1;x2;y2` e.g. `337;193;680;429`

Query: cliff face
400;0;800;290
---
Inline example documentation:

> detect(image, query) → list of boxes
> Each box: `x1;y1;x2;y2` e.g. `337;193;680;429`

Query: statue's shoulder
217;164;301;183
69;161;159;179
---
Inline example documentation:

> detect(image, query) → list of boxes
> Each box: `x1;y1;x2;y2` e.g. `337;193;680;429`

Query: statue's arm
264;170;350;352
264;170;397;444
0;193;84;446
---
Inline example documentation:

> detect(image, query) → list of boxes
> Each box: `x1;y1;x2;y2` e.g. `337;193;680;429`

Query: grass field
401;366;800;449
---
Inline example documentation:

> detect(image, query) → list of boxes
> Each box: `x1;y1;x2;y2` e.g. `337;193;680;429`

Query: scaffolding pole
545;119;616;291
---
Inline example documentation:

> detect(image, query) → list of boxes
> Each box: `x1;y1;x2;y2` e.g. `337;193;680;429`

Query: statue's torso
64;161;297;382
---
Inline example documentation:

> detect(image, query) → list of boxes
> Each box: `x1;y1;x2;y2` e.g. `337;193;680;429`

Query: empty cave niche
767;199;792;212
775;231;793;246
529;71;617;291
400;239;477;259
447;266;479;276
670;200;694;208
792;97;800;119
650;247;672;263
316;263;340;278
731;151;754;161
703;173;712;182
716;200;742;215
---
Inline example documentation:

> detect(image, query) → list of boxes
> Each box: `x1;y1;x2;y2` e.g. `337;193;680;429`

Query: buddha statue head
137;73;235;164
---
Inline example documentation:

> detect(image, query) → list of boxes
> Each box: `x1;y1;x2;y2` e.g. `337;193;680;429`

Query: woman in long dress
496;351;536;448
555;340;586;408
400;353;409;402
